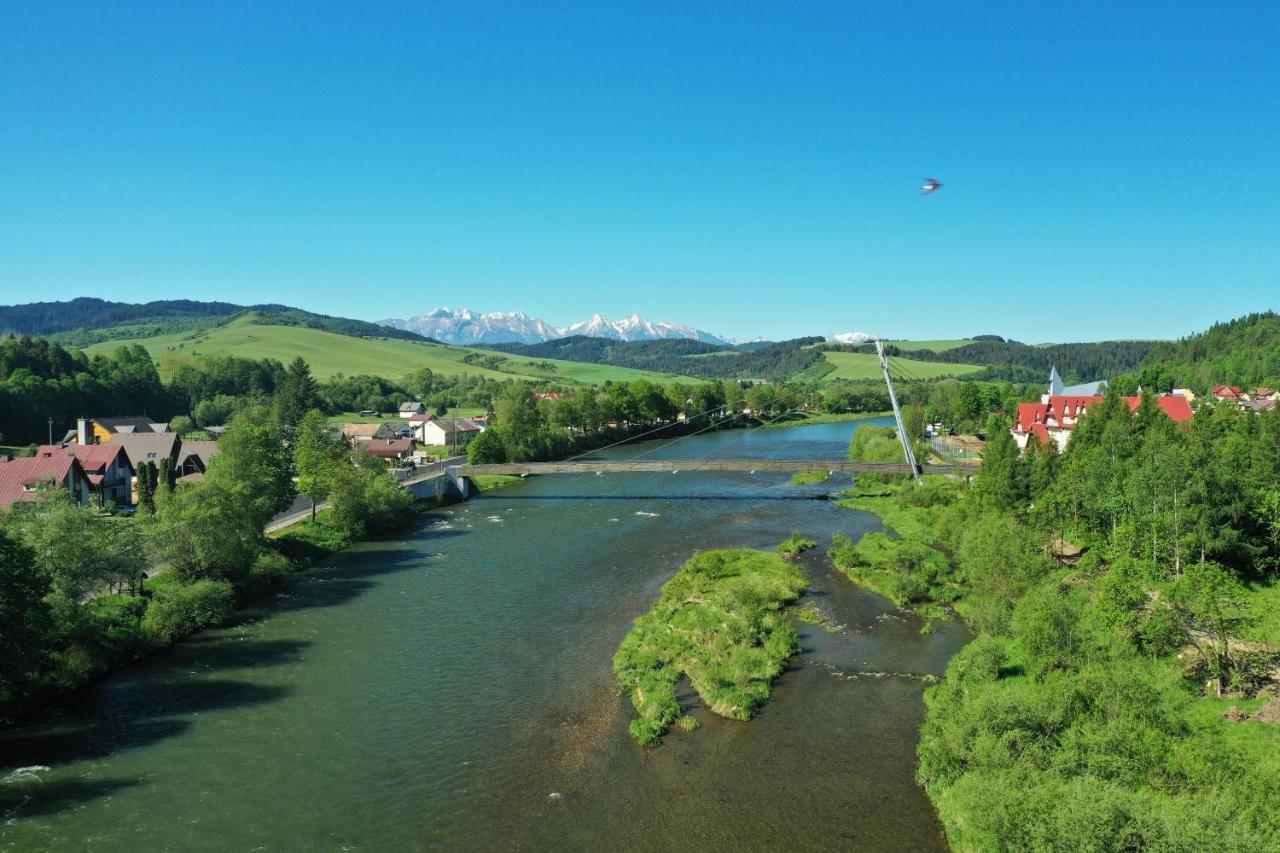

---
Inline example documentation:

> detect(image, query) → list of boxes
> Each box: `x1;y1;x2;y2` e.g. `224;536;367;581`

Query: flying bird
921;178;943;195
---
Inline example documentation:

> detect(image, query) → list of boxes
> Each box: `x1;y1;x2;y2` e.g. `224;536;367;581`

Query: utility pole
875;339;921;484
48;417;53;445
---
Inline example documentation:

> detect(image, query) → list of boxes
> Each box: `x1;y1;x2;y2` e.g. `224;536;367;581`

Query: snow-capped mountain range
828;331;875;344
381;307;730;345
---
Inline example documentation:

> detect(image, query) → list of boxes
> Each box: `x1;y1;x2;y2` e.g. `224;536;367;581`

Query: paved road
265;455;469;534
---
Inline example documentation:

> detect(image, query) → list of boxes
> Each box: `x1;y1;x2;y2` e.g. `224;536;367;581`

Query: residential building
1251;387;1279;402
361;438;417;463
341;423;383;442
1014;393;1193;452
36;443;134;506
1171;388;1196;402
1212;385;1246;402
0;451;92;509
399;401;427;416
71;415;167;445
414;416;482;447
1013;368;1193;452
178;440;221;477
1044;366;1108;401
1244;398;1276;413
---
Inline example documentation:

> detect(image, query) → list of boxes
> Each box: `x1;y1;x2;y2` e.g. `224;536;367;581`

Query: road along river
1;418;967;851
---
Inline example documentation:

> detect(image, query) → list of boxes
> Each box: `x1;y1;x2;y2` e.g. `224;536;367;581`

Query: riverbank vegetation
0;376;420;723
789;470;829;485
613;548;807;745
833;391;1280;848
778;534;817;557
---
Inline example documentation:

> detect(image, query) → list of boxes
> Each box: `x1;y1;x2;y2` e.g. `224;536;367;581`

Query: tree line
837;387;1280;847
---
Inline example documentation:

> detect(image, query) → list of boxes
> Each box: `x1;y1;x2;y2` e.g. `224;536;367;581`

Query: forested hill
482;335;825;380
847;338;1160;384
1139;311;1280;392
0;298;430;345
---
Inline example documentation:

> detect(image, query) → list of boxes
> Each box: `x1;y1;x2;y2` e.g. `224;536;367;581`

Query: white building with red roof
1012;370;1193;452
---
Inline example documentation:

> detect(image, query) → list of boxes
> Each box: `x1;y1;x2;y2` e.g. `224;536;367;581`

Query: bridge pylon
874;338;922;484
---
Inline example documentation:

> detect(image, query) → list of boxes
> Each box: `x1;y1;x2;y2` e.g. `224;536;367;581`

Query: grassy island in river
613;548;807;745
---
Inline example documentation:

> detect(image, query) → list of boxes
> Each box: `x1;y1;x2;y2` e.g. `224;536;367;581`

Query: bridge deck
458;460;973;476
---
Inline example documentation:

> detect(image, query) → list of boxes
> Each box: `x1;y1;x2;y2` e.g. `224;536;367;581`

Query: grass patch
269;510;353;565
778;533;818;557
613;549;807;745
790;470;829;485
471;474;521;492
816;350;984;384
794;604;840;632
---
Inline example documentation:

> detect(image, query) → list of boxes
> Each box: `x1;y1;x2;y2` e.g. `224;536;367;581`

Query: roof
112;432;182;466
1245;398;1276;412
362;439;416;458
94;415;157;435
36;443;133;476
1252;388;1277;397
1016;394;1192;434
0;453;84;508
421;416;481;433
1213;385;1243;398
399;402;425;412
407;413;432;422
178;440;221;469
1061;380;1107;396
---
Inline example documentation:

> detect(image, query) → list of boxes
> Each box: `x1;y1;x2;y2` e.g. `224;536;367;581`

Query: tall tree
0;528;52;714
293;409;345;521
274;356;319;427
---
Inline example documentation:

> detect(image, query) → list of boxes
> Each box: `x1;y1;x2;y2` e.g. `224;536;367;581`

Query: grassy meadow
817;350;985;382
84;314;693;385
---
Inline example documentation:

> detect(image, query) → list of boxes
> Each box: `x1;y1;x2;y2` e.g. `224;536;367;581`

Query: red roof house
1212;385;1244;401
0;452;92;509
1013;394;1193;452
36;443;135;506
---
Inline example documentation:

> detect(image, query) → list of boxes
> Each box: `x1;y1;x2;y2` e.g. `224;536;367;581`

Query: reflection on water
1;419;964;852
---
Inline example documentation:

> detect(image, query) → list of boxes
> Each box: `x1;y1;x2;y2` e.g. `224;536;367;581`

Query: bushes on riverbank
613;548;807;745
832;399;1280;848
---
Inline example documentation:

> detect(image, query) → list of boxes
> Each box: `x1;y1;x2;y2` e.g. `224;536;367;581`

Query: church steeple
1049;366;1066;396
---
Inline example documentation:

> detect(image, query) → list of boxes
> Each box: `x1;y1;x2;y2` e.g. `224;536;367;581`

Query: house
112;432;182;470
399;402;427;416
1013;369;1193;452
341;423;383;442
414;416;482;447
1212;385;1245;402
177;440;221;477
1251;388;1279;402
1244;398;1276;413
72;415;165;445
534;391;562;401
360;439;417;463
36;443;134;506
0;452;92;509
1014;393;1193;452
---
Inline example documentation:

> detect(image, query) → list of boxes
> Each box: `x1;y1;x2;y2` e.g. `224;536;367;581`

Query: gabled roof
1016;393;1192;434
112;432;182;466
421;416;482;432
0;453;84;508
94;415;157;435
1212;385;1243;398
362;438;416;458
341;423;383;438
178;440;221;469
36;443;134;476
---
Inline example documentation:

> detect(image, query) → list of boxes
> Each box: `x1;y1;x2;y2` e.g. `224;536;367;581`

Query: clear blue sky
2;2;1276;342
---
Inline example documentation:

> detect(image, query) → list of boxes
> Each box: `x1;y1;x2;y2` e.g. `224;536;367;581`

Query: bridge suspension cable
875;339;922;484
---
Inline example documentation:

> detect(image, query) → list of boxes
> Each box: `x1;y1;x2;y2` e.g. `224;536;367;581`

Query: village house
0;451;93;509
177;440;222;478
413;416;482;448
1012;369;1193;452
341;423;383;442
360;438;417;464
1251;387;1278;402
399;401;427;416
67;415;169;445
1212;385;1246;402
36;443;134;507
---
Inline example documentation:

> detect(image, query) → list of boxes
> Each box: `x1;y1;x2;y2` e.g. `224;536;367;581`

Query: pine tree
274;356;319;428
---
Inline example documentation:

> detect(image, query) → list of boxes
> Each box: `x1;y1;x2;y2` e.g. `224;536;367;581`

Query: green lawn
817;351;985;382
84;314;693;385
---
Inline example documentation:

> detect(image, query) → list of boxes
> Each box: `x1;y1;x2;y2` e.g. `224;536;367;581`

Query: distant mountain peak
381;307;728;346
828;331;875;344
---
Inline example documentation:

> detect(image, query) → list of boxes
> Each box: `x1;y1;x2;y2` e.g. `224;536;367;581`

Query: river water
1;419;966;852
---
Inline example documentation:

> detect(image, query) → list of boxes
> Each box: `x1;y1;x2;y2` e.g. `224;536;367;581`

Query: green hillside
885;338;970;352
83;314;690;385
816;350;985;382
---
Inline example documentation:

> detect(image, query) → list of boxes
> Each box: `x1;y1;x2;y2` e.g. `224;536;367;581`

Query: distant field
84;315;691;385
885;339;971;352
817;351;985;382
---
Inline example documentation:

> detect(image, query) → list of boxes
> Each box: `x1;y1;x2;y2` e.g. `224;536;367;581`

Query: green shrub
143;579;235;644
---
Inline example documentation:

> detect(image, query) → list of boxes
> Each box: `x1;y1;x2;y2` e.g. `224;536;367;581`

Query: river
1;419;967;851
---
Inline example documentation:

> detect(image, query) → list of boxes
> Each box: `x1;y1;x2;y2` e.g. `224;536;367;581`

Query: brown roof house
361;439;417;463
